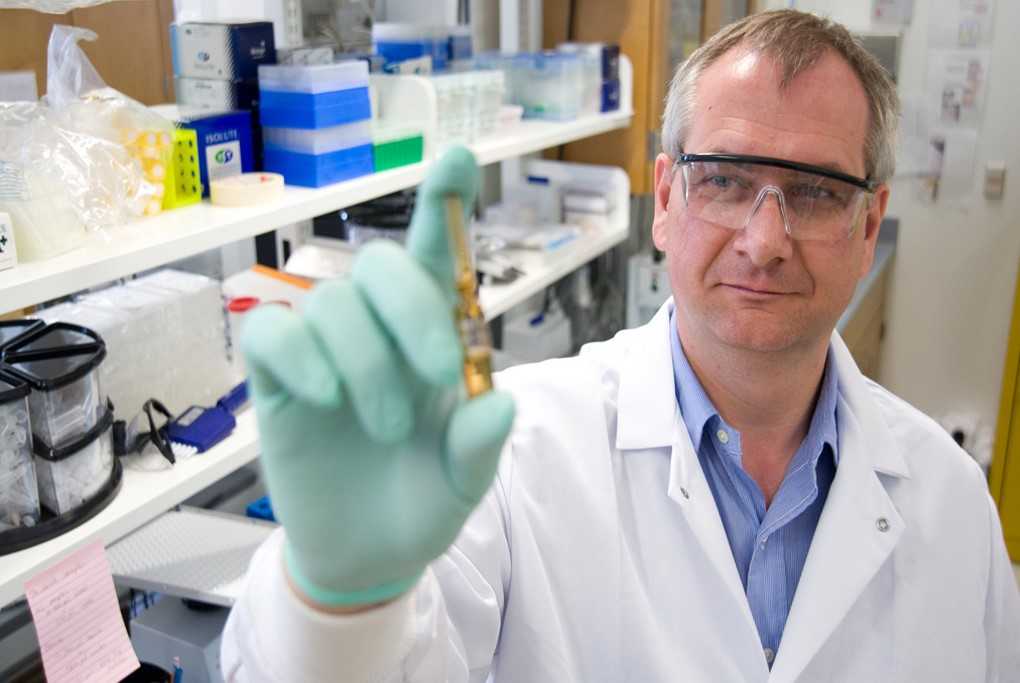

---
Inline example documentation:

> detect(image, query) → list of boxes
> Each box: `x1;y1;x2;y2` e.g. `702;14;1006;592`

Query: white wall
758;0;1020;434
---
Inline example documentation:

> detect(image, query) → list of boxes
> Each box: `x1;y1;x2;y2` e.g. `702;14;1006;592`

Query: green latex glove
242;147;516;607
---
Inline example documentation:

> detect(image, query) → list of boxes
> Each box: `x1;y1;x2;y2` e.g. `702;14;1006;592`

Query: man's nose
732;187;794;267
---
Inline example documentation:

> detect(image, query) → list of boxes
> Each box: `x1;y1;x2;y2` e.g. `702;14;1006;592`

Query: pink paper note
25;541;140;683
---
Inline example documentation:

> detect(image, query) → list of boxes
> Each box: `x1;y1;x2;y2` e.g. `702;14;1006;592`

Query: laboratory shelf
0;410;260;608
480;218;630;321
0;109;631;316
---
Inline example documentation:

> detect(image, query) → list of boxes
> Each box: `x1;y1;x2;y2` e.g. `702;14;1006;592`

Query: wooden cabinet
542;0;670;194
841;266;889;380
0;0;175;105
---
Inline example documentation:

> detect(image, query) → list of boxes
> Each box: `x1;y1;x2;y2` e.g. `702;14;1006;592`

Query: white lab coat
221;301;1020;682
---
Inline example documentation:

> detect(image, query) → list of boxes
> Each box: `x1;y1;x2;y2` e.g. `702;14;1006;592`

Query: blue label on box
181;111;254;196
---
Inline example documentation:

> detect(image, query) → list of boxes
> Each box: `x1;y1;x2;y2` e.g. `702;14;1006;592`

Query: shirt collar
668;306;840;465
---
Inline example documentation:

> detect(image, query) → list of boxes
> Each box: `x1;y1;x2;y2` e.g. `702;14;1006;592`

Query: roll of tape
210;173;285;207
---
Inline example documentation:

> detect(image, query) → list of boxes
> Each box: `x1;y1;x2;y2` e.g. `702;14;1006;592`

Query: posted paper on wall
25;541;140;683
928;0;996;48
872;0;914;27
926;49;991;128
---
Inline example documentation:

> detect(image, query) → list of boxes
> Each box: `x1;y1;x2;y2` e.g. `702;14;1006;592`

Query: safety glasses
673;153;878;241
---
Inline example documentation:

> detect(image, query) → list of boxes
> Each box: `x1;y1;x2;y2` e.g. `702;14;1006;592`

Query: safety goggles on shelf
672;153;879;242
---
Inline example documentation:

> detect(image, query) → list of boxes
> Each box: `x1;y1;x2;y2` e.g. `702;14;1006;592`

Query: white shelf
0;110;631;316
480;219;630;321
0;410;260;608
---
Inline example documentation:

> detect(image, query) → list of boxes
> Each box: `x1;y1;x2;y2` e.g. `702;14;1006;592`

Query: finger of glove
353;240;462;387
241;304;341;409
406;145;479;296
304;278;414;444
444;390;516;504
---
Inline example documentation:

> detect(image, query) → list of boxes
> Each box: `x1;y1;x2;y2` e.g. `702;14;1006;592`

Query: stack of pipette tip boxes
259;61;375;187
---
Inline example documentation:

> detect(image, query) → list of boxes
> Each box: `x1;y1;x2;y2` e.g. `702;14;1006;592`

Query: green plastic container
372;124;424;172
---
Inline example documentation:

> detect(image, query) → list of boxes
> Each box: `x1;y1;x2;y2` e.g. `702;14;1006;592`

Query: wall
0;0;175;105
756;0;1020;435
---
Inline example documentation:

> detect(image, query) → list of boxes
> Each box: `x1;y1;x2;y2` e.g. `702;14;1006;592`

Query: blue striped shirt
668;309;838;666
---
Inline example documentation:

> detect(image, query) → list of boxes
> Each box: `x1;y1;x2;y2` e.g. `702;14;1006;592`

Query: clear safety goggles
673;153;879;242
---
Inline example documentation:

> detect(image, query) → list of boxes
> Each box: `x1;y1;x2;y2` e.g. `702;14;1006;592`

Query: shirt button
764;647;775;665
716;429;729;444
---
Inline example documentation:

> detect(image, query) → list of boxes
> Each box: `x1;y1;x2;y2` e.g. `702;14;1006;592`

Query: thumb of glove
444;390;516;503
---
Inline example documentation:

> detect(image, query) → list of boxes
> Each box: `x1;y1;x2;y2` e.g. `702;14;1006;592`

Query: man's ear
858;183;890;278
652;153;677;252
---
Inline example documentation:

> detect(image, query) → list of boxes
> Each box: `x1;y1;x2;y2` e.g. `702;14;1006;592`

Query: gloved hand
242;147;516;608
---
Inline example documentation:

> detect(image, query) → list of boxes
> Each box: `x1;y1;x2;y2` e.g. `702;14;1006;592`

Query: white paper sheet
872;0;914;27
928;0;996;48
25;542;141;683
926;49;991;128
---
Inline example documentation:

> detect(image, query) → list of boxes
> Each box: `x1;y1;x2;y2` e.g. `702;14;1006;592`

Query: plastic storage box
0;371;40;531
3;324;107;453
174;77;260;112
263;119;371;154
258;61;369;93
259;62;372;129
520;52;583;121
372;124;424;171
33;417;114;515
0;319;44;352
171;21;276;80
263;144;374;188
373;23;431;67
178;111;255;197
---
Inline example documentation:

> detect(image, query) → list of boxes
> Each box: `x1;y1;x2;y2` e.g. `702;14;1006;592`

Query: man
222;10;1020;682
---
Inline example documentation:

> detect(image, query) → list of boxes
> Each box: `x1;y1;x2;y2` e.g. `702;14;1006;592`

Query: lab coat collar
614;298;912;481
614;301;681;451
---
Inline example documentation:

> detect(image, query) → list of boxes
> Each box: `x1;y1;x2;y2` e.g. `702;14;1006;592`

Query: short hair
661;9;900;183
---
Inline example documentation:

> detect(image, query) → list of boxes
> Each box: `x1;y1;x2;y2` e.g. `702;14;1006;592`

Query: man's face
653;48;890;357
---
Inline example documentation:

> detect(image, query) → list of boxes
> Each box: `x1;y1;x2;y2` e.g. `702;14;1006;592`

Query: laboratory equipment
0;318;44;350
263;145;374;187
33;412;114;515
259;62;374;187
2;323;107;452
165;382;246;454
174;77;260;112
258;62;371;128
170;21;277;81
40;269;235;420
177;110;255;198
372;123;424;172
373;23;436;71
263;119;372;154
130;597;229;683
163;128;202;209
210;172;284;207
0;371;40;532
445;196;493;397
501;298;574;363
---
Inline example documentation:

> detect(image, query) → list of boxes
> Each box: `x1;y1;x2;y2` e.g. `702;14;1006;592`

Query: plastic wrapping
0;0;121;11
0;26;173;261
41;269;235;419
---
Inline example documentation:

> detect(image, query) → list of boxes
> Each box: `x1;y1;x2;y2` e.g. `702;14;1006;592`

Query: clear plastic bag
0;1;123;13
0;26;173;261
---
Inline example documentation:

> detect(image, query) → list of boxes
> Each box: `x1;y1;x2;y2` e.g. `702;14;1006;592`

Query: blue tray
259;86;371;129
264;143;374;187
